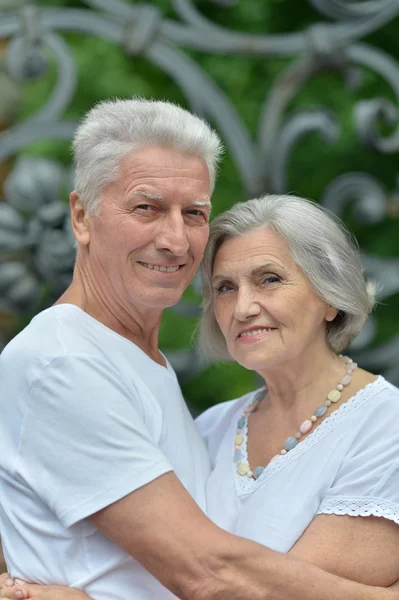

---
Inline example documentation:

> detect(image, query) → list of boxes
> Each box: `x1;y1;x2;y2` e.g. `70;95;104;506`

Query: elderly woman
1;194;399;598
196;194;399;579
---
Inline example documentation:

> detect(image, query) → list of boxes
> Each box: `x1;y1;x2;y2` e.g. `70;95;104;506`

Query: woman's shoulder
339;375;399;454
357;375;399;426
358;375;399;415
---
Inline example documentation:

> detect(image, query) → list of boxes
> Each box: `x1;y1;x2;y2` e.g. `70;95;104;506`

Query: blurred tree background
1;0;399;414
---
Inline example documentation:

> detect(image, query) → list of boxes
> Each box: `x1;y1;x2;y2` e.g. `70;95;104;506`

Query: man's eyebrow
190;198;212;209
127;188;165;202
127;189;212;209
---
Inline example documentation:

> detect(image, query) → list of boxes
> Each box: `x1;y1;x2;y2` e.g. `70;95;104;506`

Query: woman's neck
257;345;345;417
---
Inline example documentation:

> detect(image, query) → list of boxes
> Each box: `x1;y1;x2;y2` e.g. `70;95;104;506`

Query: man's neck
55;272;165;367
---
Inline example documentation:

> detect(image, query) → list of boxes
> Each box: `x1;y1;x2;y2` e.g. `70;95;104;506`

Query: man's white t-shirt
0;305;211;600
196;376;399;552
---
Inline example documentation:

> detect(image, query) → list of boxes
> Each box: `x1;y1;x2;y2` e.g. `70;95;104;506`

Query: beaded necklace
234;356;357;480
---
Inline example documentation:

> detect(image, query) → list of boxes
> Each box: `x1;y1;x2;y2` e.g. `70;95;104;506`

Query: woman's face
212;227;337;372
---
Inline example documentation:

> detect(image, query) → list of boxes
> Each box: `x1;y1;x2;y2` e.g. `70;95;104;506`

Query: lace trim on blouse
234;376;386;497
317;496;399;525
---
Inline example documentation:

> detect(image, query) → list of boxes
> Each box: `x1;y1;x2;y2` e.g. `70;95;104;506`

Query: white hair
200;194;375;357
72;98;223;214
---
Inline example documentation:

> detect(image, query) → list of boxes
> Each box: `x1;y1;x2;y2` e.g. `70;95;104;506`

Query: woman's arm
290;513;399;586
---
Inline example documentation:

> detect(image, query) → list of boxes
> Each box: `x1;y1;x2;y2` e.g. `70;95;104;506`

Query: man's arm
0;477;398;600
87;471;397;600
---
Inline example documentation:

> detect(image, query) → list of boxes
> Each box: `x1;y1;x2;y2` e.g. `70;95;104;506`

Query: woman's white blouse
196;376;399;553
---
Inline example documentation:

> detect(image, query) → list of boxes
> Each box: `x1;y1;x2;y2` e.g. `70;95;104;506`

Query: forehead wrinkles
125;164;207;181
122;169;211;203
214;242;289;272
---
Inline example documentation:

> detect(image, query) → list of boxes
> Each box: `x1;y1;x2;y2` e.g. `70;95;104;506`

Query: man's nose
233;287;261;321
155;212;189;256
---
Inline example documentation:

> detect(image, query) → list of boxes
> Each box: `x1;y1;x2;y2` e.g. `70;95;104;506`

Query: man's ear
70;191;90;245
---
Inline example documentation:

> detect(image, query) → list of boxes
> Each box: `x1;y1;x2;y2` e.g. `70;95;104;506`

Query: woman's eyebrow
212;262;282;284
211;274;231;285
251;263;282;277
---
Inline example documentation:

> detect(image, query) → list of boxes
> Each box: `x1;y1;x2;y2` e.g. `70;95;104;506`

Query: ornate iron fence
0;0;399;384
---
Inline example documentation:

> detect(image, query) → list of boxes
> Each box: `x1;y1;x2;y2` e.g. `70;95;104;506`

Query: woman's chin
233;353;274;373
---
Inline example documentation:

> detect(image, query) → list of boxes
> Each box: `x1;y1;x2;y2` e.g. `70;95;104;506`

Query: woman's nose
233;288;261;321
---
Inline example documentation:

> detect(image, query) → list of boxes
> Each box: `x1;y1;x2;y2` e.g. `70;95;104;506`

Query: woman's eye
261;275;280;285
216;284;234;293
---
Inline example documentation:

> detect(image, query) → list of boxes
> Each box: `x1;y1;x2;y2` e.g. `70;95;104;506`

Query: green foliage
16;0;399;410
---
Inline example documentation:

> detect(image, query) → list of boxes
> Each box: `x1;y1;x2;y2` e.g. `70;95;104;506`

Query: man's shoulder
0;306;121;389
1;307;63;370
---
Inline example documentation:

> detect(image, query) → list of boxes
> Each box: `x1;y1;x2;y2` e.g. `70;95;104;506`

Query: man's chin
145;288;186;310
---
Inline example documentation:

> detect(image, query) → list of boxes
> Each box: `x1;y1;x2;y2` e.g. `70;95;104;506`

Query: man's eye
187;209;207;220
137;204;151;210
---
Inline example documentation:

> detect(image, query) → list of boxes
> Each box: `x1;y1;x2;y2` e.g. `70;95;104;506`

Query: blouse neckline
233;375;386;497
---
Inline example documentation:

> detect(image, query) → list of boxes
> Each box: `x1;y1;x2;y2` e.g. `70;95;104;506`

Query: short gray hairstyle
200;194;375;357
72;98;223;214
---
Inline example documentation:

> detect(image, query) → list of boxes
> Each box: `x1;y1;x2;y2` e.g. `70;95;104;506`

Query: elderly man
0;99;397;600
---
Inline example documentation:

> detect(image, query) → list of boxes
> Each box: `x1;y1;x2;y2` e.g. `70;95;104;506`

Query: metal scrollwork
0;158;75;313
308;0;394;21
0;0;398;382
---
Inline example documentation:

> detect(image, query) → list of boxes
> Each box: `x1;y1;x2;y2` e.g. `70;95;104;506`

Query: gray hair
72;98;223;214
200;194;375;357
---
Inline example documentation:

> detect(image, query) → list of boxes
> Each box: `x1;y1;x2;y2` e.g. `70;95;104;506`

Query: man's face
82;145;211;313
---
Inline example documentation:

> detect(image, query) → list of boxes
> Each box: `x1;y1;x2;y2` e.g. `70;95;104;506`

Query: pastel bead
237;462;250;475
284;436;299;451
280;449;287;455
271;454;281;462
351;362;358;370
235;434;243;445
327;389;341;403
315;405;327;417
295;432;302;439
337;384;344;391
311;415;317;422
234;450;243;462
247;471;253;478
237;417;246;429
300;420;313;434
253;466;265;479
325;400;332;407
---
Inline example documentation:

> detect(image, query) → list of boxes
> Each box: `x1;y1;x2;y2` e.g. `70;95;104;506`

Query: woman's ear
325;304;338;322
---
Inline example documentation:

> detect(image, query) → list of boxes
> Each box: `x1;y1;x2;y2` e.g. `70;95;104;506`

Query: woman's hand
0;576;88;600
0;574;28;599
2;572;399;600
